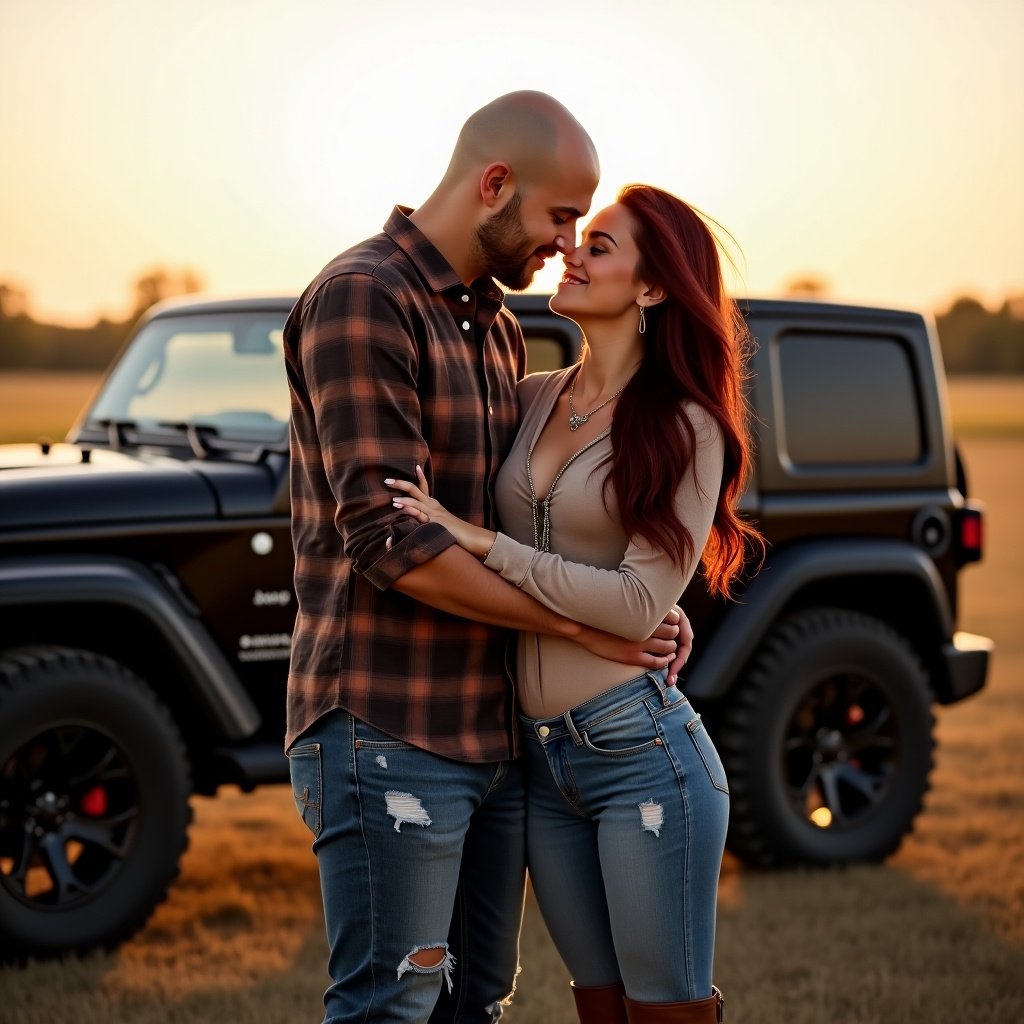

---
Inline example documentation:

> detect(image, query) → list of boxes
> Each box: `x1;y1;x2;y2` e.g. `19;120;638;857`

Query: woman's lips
560;273;587;285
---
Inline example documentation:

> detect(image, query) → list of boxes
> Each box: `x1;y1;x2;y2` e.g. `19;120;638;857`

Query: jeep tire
0;647;192;959
719;608;934;866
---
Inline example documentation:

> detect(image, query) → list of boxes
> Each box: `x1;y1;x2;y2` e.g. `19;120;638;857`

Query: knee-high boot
570;981;628;1023
623;986;724;1022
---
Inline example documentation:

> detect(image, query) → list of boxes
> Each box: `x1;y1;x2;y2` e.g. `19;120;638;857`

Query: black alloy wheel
1;723;139;911
783;672;898;831
718;607;934;866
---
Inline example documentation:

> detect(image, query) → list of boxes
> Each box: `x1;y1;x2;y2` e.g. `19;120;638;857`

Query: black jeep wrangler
0;293;990;959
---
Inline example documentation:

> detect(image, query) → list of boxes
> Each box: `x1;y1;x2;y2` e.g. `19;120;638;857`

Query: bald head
444;91;599;192
411;93;599;287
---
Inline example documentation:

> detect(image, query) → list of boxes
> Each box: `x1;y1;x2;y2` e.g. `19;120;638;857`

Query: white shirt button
538;725;551;737
461;294;470;302
462;320;470;330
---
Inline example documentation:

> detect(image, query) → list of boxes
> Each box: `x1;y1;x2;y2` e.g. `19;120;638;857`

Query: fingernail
384;478;394;484
392;500;403;507
669;675;677;684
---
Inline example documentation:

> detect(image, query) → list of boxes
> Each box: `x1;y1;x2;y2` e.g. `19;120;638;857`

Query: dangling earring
637;303;647;335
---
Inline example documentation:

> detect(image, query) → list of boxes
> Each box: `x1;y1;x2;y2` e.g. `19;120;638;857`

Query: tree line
0;269;204;371
932;296;1024;374
1;271;1022;374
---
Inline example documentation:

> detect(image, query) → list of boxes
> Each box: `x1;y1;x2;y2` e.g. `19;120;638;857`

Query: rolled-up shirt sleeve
483;407;725;639
297;274;456;589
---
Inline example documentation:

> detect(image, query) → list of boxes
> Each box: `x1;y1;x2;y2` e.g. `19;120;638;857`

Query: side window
525;335;571;373
775;333;922;465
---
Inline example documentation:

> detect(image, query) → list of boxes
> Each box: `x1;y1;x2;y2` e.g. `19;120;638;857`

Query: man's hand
661;604;694;685
575;625;676;670
573;604;694;677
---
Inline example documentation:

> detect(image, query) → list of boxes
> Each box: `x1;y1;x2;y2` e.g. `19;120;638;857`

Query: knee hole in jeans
408;947;447;968
397;943;457;994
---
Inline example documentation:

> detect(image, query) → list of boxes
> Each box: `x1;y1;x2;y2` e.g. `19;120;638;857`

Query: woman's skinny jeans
520;670;729;1003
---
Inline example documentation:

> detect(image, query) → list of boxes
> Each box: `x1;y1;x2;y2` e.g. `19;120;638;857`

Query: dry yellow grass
0;386;1022;1022
944;374;1024;436
0;370;103;443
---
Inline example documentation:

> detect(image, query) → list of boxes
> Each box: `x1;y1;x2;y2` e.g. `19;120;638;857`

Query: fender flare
684;539;952;700
0;555;260;739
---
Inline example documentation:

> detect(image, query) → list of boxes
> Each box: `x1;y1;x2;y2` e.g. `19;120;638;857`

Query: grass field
1;381;1023;1022
0;370;103;444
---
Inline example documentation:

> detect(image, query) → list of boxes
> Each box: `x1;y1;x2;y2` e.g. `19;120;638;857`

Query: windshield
88;312;289;443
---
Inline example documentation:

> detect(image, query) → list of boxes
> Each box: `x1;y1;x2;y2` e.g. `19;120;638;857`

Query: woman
389;184;761;1023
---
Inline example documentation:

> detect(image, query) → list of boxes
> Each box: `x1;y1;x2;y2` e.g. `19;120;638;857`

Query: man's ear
479;162;512;208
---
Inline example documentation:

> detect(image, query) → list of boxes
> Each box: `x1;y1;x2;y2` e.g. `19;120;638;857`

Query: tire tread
0;645;193;960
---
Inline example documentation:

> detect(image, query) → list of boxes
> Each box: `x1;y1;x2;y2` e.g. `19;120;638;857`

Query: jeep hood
0;443;217;529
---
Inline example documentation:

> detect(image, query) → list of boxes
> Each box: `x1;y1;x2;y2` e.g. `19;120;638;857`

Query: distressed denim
520;671;729;1003
288;709;526;1023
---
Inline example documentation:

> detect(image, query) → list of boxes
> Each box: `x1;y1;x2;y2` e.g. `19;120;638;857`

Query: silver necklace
567;368;633;431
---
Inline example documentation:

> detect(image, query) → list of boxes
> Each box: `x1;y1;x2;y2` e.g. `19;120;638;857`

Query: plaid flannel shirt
284;207;526;761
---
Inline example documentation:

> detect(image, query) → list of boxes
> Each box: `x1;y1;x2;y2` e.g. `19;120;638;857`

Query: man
284;92;689;1023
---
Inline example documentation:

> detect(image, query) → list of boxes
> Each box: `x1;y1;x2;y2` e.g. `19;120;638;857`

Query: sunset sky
1;0;1022;326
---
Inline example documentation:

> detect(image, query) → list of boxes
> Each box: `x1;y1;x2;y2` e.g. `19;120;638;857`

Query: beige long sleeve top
484;367;725;718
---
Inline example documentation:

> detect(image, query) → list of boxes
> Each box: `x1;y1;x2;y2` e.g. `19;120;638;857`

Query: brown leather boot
623;986;724;1022
571;981;628;1023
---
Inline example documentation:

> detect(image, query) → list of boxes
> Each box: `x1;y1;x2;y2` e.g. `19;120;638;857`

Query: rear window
775;333;923;465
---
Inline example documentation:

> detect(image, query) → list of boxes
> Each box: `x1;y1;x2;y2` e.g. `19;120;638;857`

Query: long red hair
607;184;763;597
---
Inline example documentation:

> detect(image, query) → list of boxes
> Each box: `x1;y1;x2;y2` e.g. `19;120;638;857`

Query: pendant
568;412;587;431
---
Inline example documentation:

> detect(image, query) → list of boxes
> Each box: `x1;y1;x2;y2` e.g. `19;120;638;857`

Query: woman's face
549;202;646;322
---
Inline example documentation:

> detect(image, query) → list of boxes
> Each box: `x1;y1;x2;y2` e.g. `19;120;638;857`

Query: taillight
956;503;984;565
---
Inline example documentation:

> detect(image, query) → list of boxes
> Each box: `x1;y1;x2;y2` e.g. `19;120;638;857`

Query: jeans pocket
581;702;660;757
686;718;730;794
287;742;322;838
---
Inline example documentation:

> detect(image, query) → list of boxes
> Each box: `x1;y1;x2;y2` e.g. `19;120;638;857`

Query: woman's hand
387;466;496;559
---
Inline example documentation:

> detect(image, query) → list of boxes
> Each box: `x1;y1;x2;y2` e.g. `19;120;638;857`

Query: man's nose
555;232;577;257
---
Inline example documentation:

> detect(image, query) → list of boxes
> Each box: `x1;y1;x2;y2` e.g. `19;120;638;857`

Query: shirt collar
384;206;503;303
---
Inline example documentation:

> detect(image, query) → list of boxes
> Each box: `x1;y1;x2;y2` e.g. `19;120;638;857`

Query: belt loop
563;710;584;746
646;669;670;707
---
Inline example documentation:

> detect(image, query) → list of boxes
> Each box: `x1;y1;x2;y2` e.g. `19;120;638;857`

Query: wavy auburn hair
607;184;763;597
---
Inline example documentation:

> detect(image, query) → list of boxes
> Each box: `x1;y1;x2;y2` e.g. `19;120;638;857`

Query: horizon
5;275;1023;331
1;0;1022;328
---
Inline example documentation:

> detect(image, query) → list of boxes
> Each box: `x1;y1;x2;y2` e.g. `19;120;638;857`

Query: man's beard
473;193;546;291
